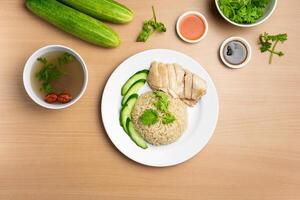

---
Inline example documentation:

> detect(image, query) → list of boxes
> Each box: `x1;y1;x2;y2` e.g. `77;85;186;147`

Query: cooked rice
131;91;187;145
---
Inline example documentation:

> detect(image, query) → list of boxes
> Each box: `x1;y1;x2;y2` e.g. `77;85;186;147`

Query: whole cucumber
58;0;134;24
26;0;120;48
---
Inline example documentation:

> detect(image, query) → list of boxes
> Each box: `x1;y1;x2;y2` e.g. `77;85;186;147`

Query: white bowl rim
219;36;252;69
215;0;277;27
23;44;88;109
176;11;209;43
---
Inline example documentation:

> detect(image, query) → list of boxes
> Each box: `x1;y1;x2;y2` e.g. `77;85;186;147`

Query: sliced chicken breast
147;62;207;107
147;61;161;89
184;71;193;99
159;63;169;92
173;63;185;98
167;64;178;98
191;74;207;101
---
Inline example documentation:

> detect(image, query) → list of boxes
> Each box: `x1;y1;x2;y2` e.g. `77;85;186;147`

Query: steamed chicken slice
192;74;207;101
147;61;207;106
183;73;207;106
167;64;178;98
173;63;185;98
158;63;169;92
184;71;193;99
147;61;161;89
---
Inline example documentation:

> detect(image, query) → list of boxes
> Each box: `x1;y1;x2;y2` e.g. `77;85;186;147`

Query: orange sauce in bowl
179;14;206;41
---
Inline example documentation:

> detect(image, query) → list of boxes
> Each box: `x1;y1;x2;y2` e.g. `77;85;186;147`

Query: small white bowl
215;0;277;28
23;45;88;109
219;37;251;69
176;11;208;43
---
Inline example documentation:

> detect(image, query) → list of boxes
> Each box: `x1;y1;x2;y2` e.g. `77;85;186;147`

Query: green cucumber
120;94;138;133
58;0;134;24
26;0;120;48
121;69;149;96
121;80;146;106
126;119;148;149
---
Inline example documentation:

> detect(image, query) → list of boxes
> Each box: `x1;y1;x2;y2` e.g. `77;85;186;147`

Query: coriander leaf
139;109;159;125
260;43;271;52
58;52;74;66
162;112;176;124
154;91;168;102
137;20;154;42
154;22;166;32
42;82;53;93
37;57;47;64
136;6;166;42
154;100;168;112
276;33;288;42
259;32;272;52
154;91;169;112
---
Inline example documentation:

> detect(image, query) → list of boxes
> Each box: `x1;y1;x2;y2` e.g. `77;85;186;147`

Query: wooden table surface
0;0;299;199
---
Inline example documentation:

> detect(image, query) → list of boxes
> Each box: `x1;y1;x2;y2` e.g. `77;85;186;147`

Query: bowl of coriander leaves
215;0;277;27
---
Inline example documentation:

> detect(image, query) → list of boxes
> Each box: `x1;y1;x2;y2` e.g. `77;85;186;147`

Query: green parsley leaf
139;109;159;125
162;112;176;124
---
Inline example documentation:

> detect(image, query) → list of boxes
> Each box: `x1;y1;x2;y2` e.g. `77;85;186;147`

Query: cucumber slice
121;80;146;106
121;70;149;96
126;119;148;149
120;94;138;133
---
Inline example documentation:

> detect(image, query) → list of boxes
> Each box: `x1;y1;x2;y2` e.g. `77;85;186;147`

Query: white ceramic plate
101;49;219;167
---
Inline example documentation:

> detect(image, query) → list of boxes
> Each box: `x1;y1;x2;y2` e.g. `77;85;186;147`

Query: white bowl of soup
23;45;88;109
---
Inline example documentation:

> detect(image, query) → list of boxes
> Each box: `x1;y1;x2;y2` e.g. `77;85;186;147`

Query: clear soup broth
31;51;84;102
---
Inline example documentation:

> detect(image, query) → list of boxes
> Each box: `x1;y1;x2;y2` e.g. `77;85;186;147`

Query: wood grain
0;0;299;199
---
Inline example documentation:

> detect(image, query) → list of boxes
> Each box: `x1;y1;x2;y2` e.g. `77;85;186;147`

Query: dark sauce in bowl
223;40;248;65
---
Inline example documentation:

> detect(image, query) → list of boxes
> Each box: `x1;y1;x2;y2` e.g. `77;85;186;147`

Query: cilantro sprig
162;112;176;124
153;91;176;125
259;32;288;64
136;6;166;42
153;91;169;112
